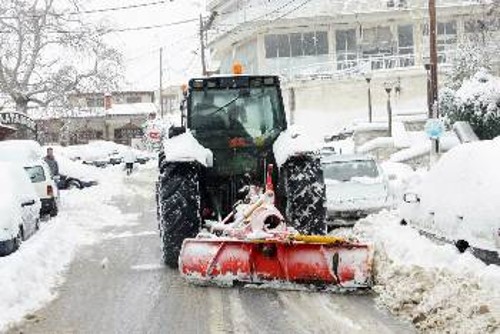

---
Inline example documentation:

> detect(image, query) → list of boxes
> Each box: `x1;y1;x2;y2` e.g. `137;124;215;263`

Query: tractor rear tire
158;162;201;268
281;155;326;235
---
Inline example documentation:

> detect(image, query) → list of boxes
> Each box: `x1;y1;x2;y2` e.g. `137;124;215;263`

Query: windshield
189;87;284;139
323;160;379;182
24;166;46;183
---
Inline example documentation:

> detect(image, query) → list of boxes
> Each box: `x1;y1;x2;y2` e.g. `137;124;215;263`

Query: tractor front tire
158;162;201;268
281;155;326;235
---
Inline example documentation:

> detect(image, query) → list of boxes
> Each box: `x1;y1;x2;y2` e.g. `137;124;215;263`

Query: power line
69;0;174;15
0;0;175;19
41;17;198;34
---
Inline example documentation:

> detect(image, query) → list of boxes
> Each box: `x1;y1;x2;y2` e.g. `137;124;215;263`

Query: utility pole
199;14;207;76
429;0;438;118
428;0;440;160
159;47;164;117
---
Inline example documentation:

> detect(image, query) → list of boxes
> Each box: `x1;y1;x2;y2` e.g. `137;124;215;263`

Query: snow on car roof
0;140;43;162
321;153;374;164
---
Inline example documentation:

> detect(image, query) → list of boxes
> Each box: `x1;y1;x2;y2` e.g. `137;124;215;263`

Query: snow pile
354;212;500;333
389;132;460;163
401;137;500;251
273;126;320;167
162;131;213;167
0;162;147;331
380;161;416;205
356;137;394;153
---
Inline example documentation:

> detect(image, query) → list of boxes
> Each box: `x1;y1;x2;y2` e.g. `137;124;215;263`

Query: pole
387;91;392;136
429;0;438;118
367;80;373;123
159;47;164;117
199;14;207;76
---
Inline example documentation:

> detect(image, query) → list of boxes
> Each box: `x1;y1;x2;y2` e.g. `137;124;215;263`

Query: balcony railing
271;51;456;81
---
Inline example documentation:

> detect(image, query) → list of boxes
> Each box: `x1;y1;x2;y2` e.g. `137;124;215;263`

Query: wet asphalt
7;167;415;334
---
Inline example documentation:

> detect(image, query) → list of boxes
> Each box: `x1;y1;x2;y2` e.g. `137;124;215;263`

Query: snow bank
162;131;213;167
354;211;500;333
273;127;320;167
0;157;146;331
390;132;460;163
356;137;394;154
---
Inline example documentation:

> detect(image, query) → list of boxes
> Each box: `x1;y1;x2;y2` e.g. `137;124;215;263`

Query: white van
0;140;60;216
0;162;41;256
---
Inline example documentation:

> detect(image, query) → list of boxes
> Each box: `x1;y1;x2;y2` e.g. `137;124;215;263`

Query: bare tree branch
0;0;123;113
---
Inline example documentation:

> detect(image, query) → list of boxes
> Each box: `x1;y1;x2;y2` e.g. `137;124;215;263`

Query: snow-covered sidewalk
354;211;500;333
0;163;155;331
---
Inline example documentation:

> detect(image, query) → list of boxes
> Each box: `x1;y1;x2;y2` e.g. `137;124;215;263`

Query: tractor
157;74;326;268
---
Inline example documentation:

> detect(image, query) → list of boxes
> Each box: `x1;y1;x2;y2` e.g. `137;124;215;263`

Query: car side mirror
403;193;420;203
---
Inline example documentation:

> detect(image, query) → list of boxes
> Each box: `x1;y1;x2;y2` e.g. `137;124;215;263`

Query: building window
361;26;394;57
86;97;104;108
126;96;142;104
265;31;328;58
398;24;415;67
265;35;278;58
335;29;357;70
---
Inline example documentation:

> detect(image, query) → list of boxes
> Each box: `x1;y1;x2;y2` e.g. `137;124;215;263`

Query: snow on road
354;211;500;333
0;162;154;332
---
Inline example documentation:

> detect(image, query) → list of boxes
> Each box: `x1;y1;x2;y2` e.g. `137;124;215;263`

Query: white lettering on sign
0;112;37;132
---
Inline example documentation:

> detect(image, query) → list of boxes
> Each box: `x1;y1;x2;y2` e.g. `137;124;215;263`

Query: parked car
0;162;41;256
82;159;108;168
322;154;390;226
0;140;60;217
400;139;500;260
23;160;60;217
55;174;98;190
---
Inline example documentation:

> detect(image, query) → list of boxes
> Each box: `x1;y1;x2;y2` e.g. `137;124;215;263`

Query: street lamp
383;81;393;137
364;72;373;123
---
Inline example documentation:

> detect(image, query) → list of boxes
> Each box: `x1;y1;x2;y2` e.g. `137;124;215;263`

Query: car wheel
13;226;24;251
50;202;59;217
455;239;470;253
68;179;82;189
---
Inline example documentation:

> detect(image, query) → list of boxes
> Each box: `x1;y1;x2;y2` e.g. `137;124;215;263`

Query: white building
207;0;499;136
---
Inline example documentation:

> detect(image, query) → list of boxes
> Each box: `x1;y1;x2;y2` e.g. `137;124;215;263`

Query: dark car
55;175;98;190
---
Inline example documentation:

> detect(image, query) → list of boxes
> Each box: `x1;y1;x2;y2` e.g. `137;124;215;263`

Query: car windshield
24;166;46;183
189;86;284;139
323;160;379;182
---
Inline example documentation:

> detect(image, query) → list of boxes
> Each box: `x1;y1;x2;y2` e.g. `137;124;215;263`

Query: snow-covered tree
441;69;500;140
446;42;491;91
0;0;123;113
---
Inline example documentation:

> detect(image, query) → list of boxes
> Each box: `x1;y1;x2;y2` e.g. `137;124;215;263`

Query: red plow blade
179;237;373;289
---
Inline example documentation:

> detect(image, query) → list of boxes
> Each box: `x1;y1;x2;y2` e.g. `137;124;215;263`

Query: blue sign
425;119;445;139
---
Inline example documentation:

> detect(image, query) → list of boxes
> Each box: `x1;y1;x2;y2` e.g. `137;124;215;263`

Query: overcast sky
83;0;206;91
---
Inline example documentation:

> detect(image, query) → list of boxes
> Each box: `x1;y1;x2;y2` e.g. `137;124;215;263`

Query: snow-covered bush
440;69;500;140
446;42;491;91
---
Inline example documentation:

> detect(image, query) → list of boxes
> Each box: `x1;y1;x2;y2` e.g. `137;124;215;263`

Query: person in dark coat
44;147;59;177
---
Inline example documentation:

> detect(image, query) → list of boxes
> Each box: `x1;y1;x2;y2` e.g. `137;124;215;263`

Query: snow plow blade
179;236;373;289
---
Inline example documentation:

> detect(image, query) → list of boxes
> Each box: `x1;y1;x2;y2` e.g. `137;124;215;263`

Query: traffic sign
425;119;445;139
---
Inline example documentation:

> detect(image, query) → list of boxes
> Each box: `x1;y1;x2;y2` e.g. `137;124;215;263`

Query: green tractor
157;75;326;267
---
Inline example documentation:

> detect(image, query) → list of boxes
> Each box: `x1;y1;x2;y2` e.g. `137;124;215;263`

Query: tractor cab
187;76;287;150
186;75;287;182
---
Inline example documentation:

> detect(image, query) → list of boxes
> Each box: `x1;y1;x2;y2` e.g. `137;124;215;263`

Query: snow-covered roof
106;103;157;116
27;103;158;120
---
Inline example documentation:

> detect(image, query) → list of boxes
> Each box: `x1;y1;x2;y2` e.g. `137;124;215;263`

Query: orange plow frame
179;237;373;289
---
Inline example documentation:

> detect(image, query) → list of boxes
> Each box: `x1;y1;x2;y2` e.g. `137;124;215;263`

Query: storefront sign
0;112;37;132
